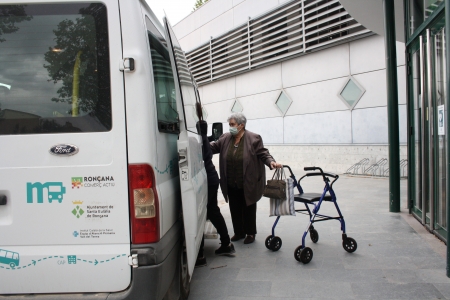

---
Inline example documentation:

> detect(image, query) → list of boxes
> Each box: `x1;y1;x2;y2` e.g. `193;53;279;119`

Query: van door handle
0;195;6;205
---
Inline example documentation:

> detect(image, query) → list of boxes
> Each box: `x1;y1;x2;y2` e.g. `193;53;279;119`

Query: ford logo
49;144;79;156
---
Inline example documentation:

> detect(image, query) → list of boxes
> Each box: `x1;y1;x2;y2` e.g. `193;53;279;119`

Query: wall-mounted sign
438;105;445;136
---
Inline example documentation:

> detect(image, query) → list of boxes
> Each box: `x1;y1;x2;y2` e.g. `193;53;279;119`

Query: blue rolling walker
265;166;357;264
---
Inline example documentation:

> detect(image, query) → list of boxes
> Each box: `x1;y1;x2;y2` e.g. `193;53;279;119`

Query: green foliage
193;0;209;11
43;4;106;114
0;5;33;43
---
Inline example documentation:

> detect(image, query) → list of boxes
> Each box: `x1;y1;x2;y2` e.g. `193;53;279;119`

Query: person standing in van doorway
211;112;282;244
196;120;235;267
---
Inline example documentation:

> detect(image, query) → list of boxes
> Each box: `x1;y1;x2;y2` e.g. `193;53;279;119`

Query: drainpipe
383;0;401;213
445;0;450;278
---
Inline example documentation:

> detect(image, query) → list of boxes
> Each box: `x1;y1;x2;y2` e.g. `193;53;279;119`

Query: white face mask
229;126;239;136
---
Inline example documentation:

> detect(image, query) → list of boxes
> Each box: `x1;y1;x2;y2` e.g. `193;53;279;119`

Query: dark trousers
227;185;257;236
198;183;230;257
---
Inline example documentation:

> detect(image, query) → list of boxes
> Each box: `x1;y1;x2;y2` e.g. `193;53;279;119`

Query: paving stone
351;282;445;299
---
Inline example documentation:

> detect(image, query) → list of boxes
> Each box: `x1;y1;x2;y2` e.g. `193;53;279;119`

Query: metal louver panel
185;0;372;86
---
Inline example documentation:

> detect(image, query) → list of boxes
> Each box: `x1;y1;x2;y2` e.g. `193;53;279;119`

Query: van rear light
128;164;159;244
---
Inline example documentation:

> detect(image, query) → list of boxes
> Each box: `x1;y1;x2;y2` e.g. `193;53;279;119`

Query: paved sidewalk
189;170;450;300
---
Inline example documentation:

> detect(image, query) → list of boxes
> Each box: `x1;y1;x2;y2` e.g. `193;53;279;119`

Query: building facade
173;0;408;174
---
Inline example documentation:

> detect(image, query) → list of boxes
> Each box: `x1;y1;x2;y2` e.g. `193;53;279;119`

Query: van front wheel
179;238;190;300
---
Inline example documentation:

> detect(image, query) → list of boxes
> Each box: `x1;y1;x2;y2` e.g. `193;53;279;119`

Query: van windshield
0;3;111;135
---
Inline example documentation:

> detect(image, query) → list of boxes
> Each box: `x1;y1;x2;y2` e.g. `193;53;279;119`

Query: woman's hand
270;161;282;169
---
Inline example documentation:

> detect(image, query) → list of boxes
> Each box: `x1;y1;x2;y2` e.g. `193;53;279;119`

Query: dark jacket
211;130;275;206
201;133;220;186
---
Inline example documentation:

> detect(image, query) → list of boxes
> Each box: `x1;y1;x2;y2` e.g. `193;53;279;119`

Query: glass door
433;25;447;239
409;13;447;240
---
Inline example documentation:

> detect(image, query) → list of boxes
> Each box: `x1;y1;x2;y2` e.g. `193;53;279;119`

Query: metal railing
345;158;408;178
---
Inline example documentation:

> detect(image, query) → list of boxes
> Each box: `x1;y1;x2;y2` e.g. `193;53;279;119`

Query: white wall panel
397;65;407;105
178;30;203;52
235;63;282;97
173;12;197;40
396;41;406;66
282;44;350;88
350;35;385;74
352;69;387;109
233;0;279;26
399;104;407;144
352;107;388;143
284;111;352;144
200;10;234;43
285;77;349;116
194;0;233;33
233;0;245;6
246;117;284;144
202;76;236;104
238;90;282;119
204;99;235;124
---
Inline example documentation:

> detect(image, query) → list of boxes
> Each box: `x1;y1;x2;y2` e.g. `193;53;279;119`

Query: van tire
179;237;190;300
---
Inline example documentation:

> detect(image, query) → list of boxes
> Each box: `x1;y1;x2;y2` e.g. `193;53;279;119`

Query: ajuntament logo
26;182;66;204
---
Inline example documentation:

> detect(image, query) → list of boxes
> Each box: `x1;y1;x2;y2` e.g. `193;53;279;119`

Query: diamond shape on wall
338;77;366;110
275;90;292;116
231;99;243;113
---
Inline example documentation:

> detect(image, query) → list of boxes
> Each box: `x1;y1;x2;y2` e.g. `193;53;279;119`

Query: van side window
147;30;179;134
0;4;112;135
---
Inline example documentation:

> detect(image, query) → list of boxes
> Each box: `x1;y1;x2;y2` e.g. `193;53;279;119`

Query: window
147;26;179;134
231;99;243;113
338;77;365;110
275;90;292;116
0;3;111;135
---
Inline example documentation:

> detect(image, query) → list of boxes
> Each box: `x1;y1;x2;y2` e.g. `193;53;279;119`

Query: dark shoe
195;256;207;267
244;235;255;244
230;234;245;241
215;243;236;256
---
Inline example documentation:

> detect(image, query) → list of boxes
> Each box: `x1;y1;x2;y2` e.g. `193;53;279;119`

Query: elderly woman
211;112;282;244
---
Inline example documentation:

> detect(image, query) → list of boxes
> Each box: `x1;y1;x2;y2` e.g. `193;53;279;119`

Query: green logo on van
26;182;66;203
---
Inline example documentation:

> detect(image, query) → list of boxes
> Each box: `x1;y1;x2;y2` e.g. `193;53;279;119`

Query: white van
0;0;213;299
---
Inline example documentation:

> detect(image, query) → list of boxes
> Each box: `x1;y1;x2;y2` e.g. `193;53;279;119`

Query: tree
193;0;209;11
43;4;109;120
0;5;33;43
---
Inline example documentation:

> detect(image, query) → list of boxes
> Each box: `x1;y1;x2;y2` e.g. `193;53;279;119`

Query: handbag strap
271;167;285;180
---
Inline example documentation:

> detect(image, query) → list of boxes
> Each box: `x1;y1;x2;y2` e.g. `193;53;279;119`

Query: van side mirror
209;123;223;142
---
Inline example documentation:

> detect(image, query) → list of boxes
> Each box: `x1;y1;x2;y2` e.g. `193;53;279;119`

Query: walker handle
304;167;323;174
304;167;325;181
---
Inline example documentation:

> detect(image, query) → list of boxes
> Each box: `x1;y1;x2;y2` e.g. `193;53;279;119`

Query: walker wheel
310;229;319;243
269;236;282;251
265;235;273;250
342;237;357;253
294;246;313;264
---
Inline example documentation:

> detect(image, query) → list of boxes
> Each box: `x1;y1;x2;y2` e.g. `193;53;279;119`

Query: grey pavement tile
382;269;426;284
208;267;241;280
236;267;310;282
308;268;387;283
275;256;325;270
225;281;272;297
415;269;450;283
350;282;445;299
342;255;417;270
190;279;226;297
411;256;446;270
192;264;212;280
434;283;450;299
271;281;354;298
